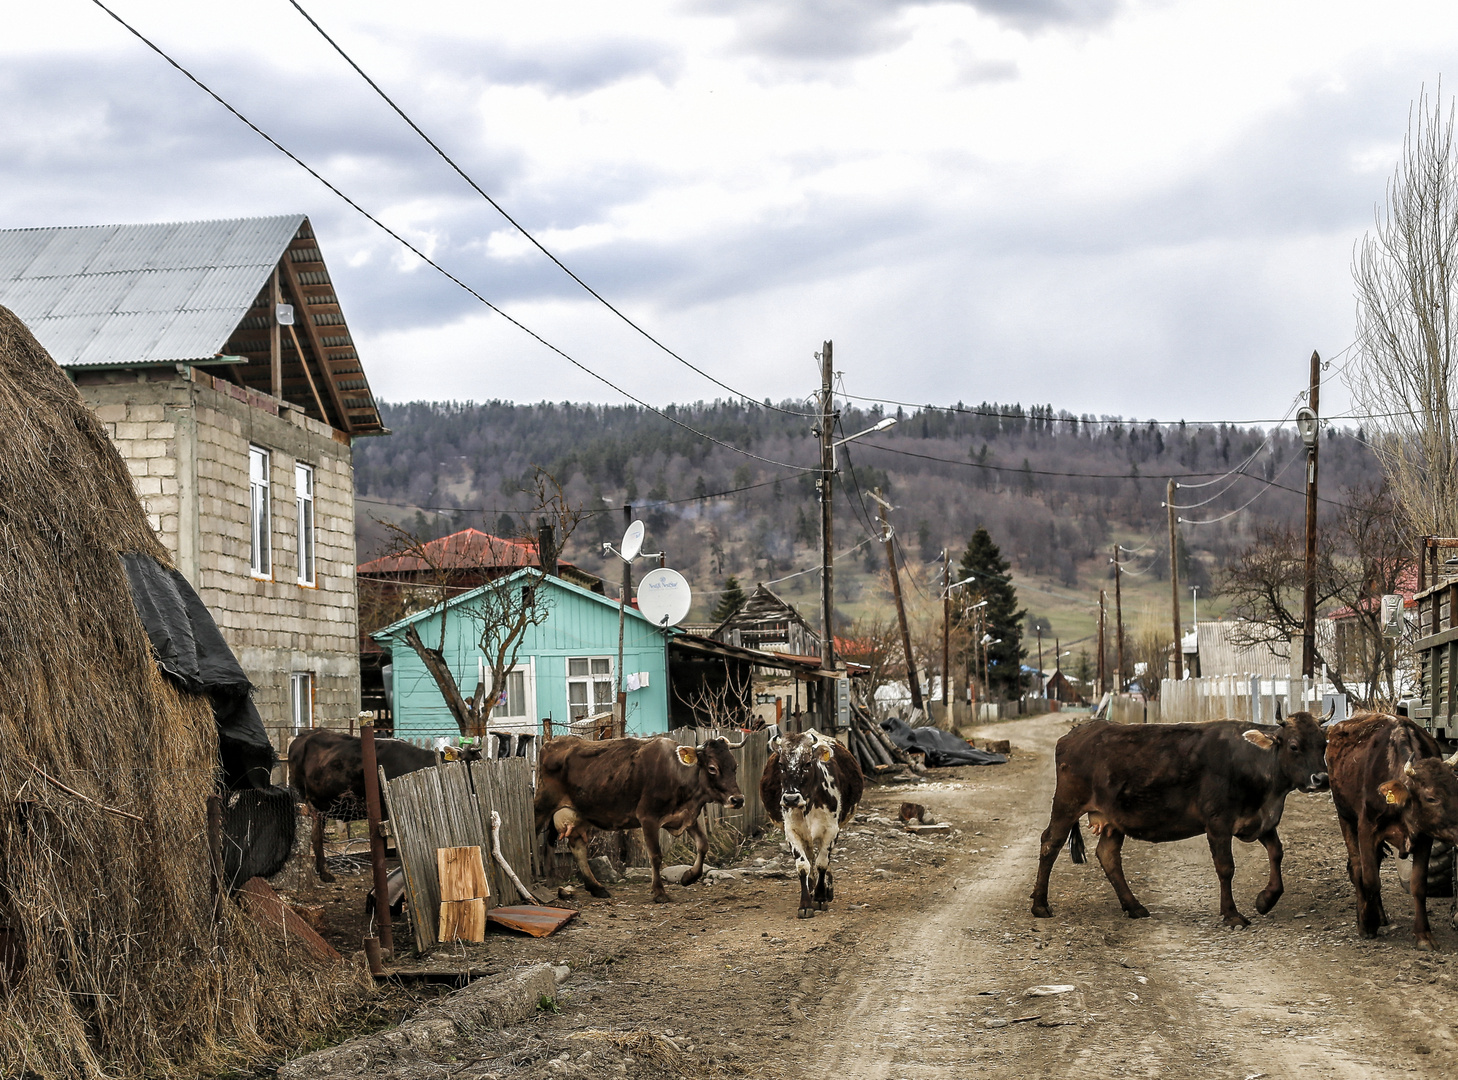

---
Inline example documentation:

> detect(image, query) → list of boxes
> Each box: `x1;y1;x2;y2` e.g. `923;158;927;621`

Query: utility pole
1113;544;1125;693
1036;625;1044;697
269;266;283;400
941;551;951;710
615;503;631;739
875;489;923;712
1301;350;1321;678
1097;590;1107;696
1167;477;1184;681
818;341;836;673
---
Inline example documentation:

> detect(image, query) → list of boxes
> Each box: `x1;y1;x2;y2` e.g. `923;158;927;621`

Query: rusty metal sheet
487;905;578;937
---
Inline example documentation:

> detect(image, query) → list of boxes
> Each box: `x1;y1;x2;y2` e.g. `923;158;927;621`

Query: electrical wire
285;0;816;419
1177;454;1303;525
854;439;1234;481
761;536;876;586
90;0;808;471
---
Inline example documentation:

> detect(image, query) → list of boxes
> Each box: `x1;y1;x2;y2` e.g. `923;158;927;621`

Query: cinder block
133;476;163;496
132;440;168;458
148;457;177;477
146;422;176;440
92;403;128;423
131;404;164;423
114;422;149;441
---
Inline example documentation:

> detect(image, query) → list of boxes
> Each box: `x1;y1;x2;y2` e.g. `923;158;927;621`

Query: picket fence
1157;675;1327;725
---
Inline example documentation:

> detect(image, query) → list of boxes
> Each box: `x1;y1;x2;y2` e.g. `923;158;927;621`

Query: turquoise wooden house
374;569;673;739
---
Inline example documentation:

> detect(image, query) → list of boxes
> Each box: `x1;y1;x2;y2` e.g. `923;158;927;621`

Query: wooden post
616;503;631;739
1097;589;1107;697
941;552;951;711
1302;350;1321;678
269;266;282;400
206;793;225;925
361;723;393;957
818;341;836;672
1113;544;1125;694
1168;477;1184;680
876;489;923;711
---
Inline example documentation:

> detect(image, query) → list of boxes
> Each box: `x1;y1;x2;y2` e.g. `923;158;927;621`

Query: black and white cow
760;730;865;918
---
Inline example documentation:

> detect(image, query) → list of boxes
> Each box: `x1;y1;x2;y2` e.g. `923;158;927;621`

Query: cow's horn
1405;758;1418;778
1323;702;1336;723
720;732;747;750
1446;749;1458;768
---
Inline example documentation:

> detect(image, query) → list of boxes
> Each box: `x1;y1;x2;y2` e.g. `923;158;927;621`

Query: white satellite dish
637;568;692;627
620;520;645;562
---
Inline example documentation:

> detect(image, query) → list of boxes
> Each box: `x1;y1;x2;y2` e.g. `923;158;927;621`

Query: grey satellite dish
620;519;645;562
637;568;692;627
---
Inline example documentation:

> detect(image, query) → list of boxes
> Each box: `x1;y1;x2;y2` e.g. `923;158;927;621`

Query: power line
1177;454;1303;525
90;0;807;471
285;0;816;419
854;439;1236;481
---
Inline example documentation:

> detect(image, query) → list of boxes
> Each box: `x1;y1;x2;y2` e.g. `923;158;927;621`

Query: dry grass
0;307;355;1079
567;1029;683;1065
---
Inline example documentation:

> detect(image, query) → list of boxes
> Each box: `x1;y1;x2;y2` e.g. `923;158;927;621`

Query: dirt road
283;712;1458;1079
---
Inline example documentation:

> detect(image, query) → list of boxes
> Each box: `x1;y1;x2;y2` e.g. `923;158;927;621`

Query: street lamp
1295;406;1318;450
830;416;897;470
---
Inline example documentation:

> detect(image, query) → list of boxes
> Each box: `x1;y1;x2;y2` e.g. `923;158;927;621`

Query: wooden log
437;846;490;902
438;898;487;943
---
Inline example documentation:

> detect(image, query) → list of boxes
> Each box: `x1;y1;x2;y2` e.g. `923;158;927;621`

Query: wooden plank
437;846;489;901
239;877;339;960
487;904;577;937
438;898;486;943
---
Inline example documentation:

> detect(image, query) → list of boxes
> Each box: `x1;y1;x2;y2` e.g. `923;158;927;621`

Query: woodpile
845;707;925;781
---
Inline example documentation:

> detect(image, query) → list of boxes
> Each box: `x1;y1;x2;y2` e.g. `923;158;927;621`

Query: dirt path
277;712;1458;1079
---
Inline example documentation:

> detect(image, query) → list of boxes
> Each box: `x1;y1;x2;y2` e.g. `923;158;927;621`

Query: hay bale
0;306;352;1079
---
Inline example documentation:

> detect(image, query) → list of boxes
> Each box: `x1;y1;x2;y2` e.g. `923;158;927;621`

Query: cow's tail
1068;822;1086;865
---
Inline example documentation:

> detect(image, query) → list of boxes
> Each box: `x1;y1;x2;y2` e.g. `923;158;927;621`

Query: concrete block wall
76;368;361;733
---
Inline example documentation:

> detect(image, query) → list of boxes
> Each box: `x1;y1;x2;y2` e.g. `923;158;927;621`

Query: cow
288;729;478;882
1326;712;1458;950
760;730;864;919
1030;713;1330;927
534;734;746;903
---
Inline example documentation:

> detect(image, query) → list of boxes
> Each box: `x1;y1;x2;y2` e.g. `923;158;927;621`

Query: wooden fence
380;756;535;954
1157;675;1325;725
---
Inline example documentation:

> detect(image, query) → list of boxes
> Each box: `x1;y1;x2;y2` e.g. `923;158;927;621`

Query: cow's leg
1206;830;1248;928
1094;829;1149;919
567;830;611;899
311;807;335;883
797;866;815;919
1031;801;1083;918
1411;834;1435;950
678;818;708;888
639;817;672;903
1355;822;1384;938
1254;829;1284;915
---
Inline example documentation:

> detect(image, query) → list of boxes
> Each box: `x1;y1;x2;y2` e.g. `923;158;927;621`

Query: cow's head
1242;712;1329;792
1379;754;1458;845
770;731;837;812
441;744;484;763
674;737;745;809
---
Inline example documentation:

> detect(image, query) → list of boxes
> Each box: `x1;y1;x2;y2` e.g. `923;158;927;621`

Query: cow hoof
1254;891;1281;915
797;908;815;919
587;885;613;899
815;901;829;911
1031;903;1053;919
317;871;336;885
1222;914;1251;929
1416;936;1436;951
679;870;702;887
652;892;672;904
1358;926;1379;940
1125;905;1150;920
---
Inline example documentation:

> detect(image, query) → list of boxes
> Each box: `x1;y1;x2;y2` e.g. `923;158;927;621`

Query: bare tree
378;469;581;737
1351;87;1458;537
839;617;901;714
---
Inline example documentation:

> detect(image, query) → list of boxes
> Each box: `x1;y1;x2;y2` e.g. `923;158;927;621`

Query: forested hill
353;399;1385;628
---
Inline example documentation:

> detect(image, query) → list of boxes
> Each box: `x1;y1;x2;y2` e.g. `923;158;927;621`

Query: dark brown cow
288;729;477;882
1326;712;1458;950
1031;714;1330;927
760;731;864;918
534;734;745;903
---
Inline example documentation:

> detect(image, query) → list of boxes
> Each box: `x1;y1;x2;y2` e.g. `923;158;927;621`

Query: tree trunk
403;623;473;735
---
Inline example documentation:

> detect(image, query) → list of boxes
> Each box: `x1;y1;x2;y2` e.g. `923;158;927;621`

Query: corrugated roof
0;216;304;367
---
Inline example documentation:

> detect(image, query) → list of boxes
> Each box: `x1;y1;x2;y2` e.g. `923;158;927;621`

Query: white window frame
290;671;314;732
481;657;536;729
295;462;316;586
566;656;614;721
249;445;272;579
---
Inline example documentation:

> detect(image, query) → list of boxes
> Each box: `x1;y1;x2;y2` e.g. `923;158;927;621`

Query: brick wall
77;367;362;733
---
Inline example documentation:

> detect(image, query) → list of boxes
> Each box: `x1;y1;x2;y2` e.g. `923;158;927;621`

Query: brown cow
761;731;864;918
1326;712;1458;950
535;734;745;903
1032;714;1330;927
288;729;478;882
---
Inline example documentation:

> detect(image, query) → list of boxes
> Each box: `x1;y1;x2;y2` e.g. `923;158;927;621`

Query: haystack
0;307;351;1079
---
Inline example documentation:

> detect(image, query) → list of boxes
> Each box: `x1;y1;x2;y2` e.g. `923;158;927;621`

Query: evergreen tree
711;576;747;623
957;527;1027;699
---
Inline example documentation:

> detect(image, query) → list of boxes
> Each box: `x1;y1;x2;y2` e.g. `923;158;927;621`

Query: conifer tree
956;527;1027;698
711;576;747;623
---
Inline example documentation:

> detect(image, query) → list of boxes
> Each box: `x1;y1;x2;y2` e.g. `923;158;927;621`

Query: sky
3;0;1455;423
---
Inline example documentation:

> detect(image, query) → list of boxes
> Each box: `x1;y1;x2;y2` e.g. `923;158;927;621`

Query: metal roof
0;216;304;368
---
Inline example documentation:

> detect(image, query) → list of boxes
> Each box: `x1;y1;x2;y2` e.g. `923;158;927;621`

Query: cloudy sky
4;0;1455;421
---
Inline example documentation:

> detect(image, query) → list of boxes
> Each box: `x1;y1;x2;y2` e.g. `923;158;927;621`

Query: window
567;657;614;720
480;659;534;721
290;672;313;732
249;446;271;577
295;462;315;586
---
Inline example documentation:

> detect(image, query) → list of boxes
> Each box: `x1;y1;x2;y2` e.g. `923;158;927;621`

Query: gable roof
0;215;383;434
370;566;659;642
357;528;600;591
713;583;817;638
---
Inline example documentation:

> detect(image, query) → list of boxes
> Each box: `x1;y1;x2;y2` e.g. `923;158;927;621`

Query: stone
659;864;698;885
588;856;623;884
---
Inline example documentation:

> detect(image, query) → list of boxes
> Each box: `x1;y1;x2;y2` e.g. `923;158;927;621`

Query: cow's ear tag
676;746;699;767
1380;781;1409;806
1242;730;1275;750
818;744;834;763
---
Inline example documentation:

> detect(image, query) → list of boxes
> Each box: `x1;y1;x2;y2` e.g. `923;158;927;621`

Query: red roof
358;528;559;575
1326;562;1419;621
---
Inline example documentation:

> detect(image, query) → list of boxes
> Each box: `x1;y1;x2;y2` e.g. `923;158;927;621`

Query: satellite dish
637;568;692;627
620;520;645;562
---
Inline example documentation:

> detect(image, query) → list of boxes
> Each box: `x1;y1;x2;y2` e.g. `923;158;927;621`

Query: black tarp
120;553;276;789
881;716;1008;767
